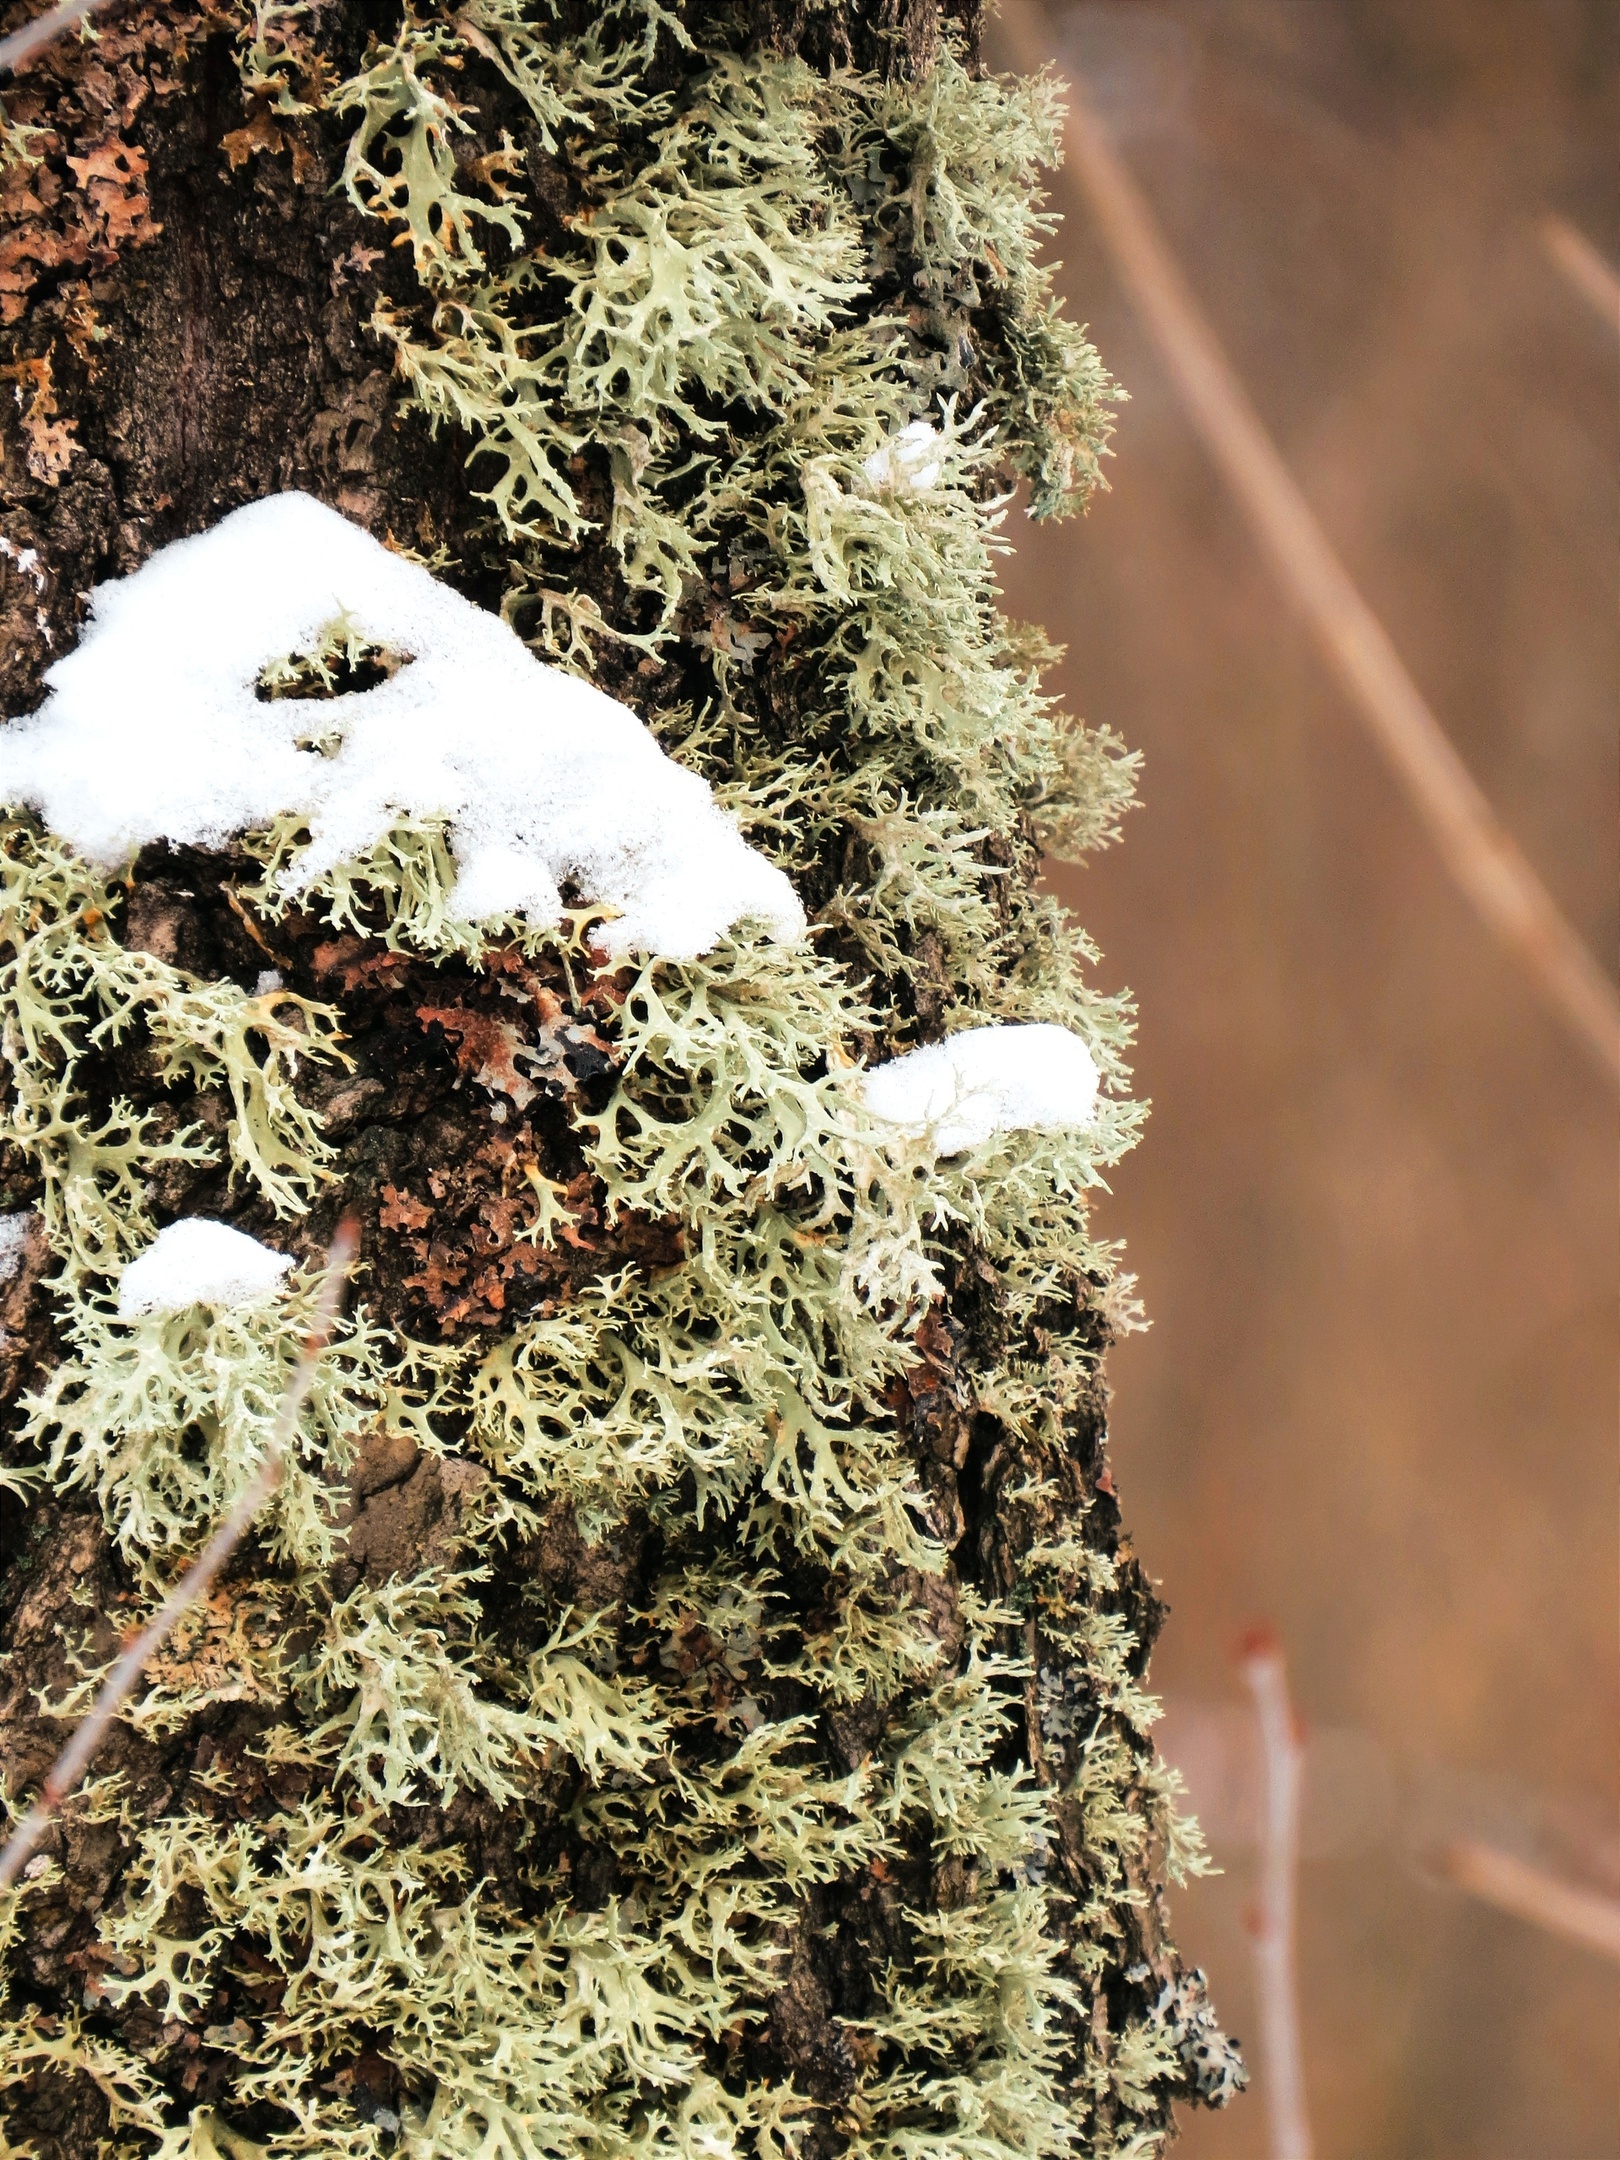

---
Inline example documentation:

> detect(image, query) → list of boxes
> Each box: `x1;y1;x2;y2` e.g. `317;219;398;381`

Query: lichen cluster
0;3;1241;2154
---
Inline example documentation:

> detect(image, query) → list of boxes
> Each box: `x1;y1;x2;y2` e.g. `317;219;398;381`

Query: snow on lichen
0;493;804;962
116;1218;293;1317
863;1023;1100;1156
863;418;944;494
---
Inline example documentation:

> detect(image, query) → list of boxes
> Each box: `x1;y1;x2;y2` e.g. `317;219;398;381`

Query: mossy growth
0;2;1242;2155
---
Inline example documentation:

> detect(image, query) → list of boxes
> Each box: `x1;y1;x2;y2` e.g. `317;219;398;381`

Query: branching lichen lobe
0;0;1243;2153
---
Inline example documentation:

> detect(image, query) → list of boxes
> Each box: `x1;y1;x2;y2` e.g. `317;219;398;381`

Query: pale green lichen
0;5;1235;2154
20;1269;389;1568
0;817;346;1276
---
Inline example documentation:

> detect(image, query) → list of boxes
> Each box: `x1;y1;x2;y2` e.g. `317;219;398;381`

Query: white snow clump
862;1023;1100;1158
118;1219;294;1318
863;420;943;495
0;1212;34;1285
0;492;804;962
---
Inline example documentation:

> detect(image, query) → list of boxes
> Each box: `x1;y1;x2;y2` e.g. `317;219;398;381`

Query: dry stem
1241;1630;1313;2160
1442;1838;1620;1965
991;0;1620;1093
0;0;122;76
1539;214;1620;335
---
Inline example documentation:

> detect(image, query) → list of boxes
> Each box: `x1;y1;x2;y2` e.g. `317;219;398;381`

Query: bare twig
0;0;121;77
1240;1630;1312;2160
1539;213;1620;336
0;1220;358;1895
990;0;1620;1094
1441;1838;1620;1965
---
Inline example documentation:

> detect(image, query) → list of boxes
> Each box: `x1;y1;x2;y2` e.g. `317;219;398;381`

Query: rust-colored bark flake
311;932;412;994
378;1182;432;1232
0;3;186;328
220;106;315;185
1;352;75;480
417;952;617;1104
416;1003;542;1109
63;136;159;251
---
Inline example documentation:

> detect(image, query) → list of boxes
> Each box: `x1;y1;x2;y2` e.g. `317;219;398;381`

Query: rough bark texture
0;2;1241;2154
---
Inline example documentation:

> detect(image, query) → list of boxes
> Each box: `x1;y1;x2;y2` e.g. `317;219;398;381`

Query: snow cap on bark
117;1218;293;1317
0;493;804;961
863;1022;1101;1155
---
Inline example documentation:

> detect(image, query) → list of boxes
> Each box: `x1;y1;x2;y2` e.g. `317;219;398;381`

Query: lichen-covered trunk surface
0;1;1241;2154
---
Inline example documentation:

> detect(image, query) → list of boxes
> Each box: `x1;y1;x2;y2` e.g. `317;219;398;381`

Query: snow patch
0;493;804;962
117;1219;294;1318
863;421;943;495
0;536;44;589
0;1212;34;1284
862;1023;1100;1157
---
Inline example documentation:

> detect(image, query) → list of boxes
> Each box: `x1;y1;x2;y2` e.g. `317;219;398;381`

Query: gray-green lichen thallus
0;1;1242;2151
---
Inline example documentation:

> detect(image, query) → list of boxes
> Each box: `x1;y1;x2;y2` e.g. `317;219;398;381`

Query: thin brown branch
1441;1838;1620;1965
0;0;121;76
1540;213;1620;336
991;0;1620;1094
0;1220;358;1895
1240;1630;1313;2160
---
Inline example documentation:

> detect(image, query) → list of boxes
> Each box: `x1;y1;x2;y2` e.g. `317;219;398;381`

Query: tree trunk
0;2;1242;2154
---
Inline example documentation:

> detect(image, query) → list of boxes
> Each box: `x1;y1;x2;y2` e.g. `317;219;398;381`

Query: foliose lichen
0;2;1241;2153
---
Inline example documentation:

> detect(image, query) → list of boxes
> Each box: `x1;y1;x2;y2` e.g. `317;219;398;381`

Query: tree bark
0;2;1242;2153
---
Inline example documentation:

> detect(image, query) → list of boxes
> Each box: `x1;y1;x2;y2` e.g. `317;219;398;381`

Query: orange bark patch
417;1003;540;1110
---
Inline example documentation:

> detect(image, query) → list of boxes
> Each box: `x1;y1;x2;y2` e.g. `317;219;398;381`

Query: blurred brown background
994;2;1618;2153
